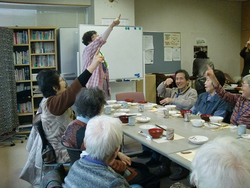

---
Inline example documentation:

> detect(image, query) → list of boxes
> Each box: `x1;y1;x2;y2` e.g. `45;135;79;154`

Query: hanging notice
164;33;181;47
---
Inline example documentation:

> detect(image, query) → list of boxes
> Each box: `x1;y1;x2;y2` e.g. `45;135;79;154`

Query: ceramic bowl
200;114;212;122
144;104;154;110
138;100;148;104
190;119;205;127
139;124;156;135
111;104;122;109
148;128;163;139
165;105;176;111
180;110;192;118
106;100;117;105
118;115;131;123
209;116;223;123
125;99;134;102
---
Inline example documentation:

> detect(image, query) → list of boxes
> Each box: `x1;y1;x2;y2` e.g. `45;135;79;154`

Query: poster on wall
194;46;208;58
143;35;154;64
164;33;180;47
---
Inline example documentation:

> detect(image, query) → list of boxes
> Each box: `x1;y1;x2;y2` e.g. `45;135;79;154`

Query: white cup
122;101;128;109
105;105;112;115
238;124;246;136
128;116;136;126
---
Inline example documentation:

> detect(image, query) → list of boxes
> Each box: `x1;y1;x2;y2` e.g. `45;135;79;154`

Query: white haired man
63;115;130;188
190;136;250;188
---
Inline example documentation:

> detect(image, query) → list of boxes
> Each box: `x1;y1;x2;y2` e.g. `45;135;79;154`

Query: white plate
136;117;151;123
204;122;219;129
148;103;157;107
127;113;142;117
188;135;209;145
241;134;250;139
169;111;178;115
171;113;181;117
106;100;117;104
190;119;205;127
113;112;126;118
117;109;130;112
130;103;138;106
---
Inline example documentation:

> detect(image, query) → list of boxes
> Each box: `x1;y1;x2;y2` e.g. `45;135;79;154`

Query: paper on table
176;149;198;162
153;133;184;143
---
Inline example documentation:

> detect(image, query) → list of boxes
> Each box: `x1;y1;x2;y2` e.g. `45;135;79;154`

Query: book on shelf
32;30;55;40
13;31;28;44
17;101;32;113
13;50;29;64
15;67;30;81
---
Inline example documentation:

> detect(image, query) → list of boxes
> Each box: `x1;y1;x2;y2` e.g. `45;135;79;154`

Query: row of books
17;102;32;113
32;30;55;40
16;83;31;92
15;67;30;81
13;31;28;44
31;42;54;54
13;50;29;64
31;55;55;67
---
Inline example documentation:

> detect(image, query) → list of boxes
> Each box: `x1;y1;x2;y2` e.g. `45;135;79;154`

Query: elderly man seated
63;115;130;187
190;136;250;188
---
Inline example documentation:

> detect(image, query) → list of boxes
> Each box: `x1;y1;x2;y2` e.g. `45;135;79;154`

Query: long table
115;105;250;170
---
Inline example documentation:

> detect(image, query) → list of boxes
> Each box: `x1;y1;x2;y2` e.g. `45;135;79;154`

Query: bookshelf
10;27;57;126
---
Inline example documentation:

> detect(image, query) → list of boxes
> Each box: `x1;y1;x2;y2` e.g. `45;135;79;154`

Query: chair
61;140;82;167
34;120;70;182
153;73;176;104
115;92;145;102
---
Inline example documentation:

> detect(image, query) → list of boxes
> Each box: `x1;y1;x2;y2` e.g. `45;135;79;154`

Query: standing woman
240;39;250;77
82;14;121;100
193;51;214;94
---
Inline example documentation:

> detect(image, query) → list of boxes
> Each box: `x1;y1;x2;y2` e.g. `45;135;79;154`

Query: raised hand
112;14;121;27
206;65;219;87
164;77;173;86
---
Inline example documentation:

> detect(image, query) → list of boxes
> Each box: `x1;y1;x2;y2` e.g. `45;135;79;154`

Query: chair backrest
115;92;145;102
61;140;82;167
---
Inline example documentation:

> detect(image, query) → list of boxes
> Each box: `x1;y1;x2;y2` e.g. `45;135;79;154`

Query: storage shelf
31;66;56;69
18;113;33;116
16;80;31;83
14;64;30;66
11;27;57;125
31;53;55;55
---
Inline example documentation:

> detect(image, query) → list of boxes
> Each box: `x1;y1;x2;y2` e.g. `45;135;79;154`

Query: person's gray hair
190;136;250;188
85;115;122;161
242;74;250;86
74;87;106;118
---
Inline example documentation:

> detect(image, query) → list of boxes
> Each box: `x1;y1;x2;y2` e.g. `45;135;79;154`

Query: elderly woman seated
190;69;231;119
190;136;250;188
206;65;250;127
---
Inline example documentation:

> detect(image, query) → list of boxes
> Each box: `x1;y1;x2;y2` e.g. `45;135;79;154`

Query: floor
0;135;191;188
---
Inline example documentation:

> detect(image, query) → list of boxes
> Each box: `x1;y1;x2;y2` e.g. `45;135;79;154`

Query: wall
91;0;136;100
135;0;242;78
92;0;135;25
0;3;87;27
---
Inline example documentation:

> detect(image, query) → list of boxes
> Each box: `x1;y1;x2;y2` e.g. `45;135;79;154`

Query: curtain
0;27;19;135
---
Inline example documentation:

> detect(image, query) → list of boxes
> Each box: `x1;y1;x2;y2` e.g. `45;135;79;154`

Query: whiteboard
78;25;143;81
